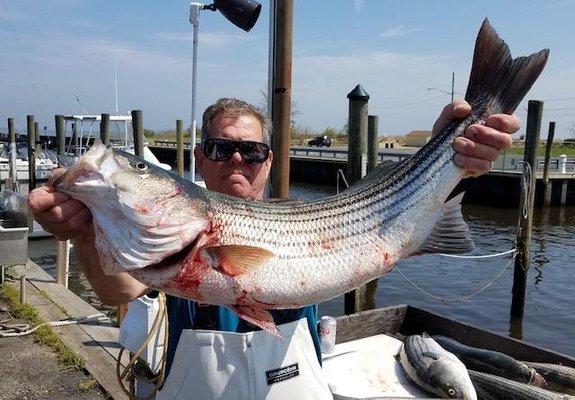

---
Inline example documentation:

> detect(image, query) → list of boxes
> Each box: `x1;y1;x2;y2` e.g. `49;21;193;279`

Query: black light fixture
205;0;262;32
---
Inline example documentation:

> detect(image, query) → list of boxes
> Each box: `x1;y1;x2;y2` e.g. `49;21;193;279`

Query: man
29;97;519;398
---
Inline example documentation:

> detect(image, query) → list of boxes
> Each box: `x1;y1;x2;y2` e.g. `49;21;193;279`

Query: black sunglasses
201;138;270;163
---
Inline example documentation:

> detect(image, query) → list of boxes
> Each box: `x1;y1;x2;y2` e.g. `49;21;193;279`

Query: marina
2;1;575;399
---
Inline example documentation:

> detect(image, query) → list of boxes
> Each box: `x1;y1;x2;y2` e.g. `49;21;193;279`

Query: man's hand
433;101;520;177
28;168;93;241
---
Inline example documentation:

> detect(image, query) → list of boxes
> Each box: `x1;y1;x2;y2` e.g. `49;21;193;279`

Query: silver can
319;316;337;354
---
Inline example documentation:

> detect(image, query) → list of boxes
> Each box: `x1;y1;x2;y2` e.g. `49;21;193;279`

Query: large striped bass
53;19;548;334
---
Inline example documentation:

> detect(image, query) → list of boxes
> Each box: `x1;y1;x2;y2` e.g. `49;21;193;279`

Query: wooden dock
19;260;129;399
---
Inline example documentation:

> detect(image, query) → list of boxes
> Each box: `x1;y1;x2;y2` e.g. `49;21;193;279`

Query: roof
406;130;432;137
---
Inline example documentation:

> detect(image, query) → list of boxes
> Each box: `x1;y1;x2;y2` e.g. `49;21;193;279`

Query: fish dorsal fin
205;245;276;277
417;192;474;255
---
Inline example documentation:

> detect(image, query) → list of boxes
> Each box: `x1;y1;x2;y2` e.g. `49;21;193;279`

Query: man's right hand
28;168;93;241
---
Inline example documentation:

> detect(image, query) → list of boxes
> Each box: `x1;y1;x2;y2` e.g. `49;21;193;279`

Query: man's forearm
73;235;149;305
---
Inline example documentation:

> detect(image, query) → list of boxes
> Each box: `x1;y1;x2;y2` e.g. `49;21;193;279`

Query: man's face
195;114;273;200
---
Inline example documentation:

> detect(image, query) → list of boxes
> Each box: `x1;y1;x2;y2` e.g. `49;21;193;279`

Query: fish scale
55;19;549;335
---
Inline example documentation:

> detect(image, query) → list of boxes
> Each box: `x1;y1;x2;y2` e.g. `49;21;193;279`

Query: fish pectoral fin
416;192;474;255
205;245;276;277
231;305;283;338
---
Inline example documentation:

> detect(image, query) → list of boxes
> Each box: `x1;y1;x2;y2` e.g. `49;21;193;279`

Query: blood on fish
383;252;393;267
134;204;150;215
321;241;334;250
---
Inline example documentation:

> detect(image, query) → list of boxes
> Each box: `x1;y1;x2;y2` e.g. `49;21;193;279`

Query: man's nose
228;150;243;164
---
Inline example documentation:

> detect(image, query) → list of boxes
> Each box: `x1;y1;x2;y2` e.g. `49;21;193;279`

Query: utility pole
451;72;455;103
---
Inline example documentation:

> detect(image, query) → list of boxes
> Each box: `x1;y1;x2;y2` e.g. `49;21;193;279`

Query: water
28;182;575;357
293;183;575;357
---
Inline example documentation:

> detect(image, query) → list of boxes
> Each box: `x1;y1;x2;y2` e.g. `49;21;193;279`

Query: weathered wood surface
335;304;407;343
336;304;575;368
401;306;575;367
23;260;129;399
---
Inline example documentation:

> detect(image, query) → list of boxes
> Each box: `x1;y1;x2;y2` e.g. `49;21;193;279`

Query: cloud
292;49;458;133
380;26;422;38
354;0;366;13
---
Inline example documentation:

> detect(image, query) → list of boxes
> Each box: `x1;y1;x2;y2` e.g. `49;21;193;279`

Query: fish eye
133;162;148;171
447;387;457;397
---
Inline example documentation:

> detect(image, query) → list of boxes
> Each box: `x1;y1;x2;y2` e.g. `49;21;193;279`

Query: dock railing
152;141;575;174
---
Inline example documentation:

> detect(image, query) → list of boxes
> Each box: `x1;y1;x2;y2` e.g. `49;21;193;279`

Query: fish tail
465;18;549;114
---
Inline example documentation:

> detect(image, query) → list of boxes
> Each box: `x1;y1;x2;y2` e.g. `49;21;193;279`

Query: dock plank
22;260;129;399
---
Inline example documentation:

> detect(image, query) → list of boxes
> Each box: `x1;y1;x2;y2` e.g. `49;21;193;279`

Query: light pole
427;72;457;102
188;0;261;182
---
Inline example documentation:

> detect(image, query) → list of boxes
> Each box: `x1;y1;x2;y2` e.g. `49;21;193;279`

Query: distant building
405;130;432;147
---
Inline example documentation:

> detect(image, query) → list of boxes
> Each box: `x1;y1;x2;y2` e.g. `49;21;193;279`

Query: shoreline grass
0;283;85;370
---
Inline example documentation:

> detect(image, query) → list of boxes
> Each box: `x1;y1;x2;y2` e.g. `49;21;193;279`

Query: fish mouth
52;143;112;190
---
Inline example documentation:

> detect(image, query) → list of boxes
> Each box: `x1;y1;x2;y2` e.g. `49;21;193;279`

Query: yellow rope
116;292;169;400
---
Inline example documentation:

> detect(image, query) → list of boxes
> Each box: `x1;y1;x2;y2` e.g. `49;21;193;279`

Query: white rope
439;247;517;259
0;314;109;338
396;250;517;302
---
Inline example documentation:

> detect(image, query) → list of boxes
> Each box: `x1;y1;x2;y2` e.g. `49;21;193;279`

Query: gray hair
201;98;271;145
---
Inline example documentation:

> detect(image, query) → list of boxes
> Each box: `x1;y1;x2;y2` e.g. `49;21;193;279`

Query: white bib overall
155;318;332;400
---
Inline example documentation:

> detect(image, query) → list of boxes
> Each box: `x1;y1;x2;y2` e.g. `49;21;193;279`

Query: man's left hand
432;100;520;177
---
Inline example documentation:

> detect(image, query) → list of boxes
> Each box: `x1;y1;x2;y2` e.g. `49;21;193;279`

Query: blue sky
1;0;574;138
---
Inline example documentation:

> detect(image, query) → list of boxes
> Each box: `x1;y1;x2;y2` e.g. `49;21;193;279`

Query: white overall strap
156;318;332;400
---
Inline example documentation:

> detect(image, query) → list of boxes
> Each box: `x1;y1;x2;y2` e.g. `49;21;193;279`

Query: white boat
60;114;172;171
0;141;58;182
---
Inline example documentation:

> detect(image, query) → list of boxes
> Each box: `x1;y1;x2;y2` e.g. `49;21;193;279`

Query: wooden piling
7;118;17;187
26;115;36;191
176;120;184;177
100;113;110;145
510;100;543;323
131;110;144;157
55;115;65;156
270;0;293;199
71;122;78;155
542;122;555;207
344;84;369;315
367;115;379;173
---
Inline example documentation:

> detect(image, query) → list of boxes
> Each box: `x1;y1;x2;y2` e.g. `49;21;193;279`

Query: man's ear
266;149;273;166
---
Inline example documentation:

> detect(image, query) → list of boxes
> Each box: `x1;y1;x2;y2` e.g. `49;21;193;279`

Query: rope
439;248;517;259
0;314;109;338
116;292;169;400
396;250;517;302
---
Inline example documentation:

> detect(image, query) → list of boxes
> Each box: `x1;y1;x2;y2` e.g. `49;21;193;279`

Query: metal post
131;110;144;157
510;100;543;325
270;0;293;199
100;113;110;145
27;115;36;192
55;114;70;288
189;3;202;183
542;122;555;207
177;120;184;177
20;268;26;304
344;84;369;315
